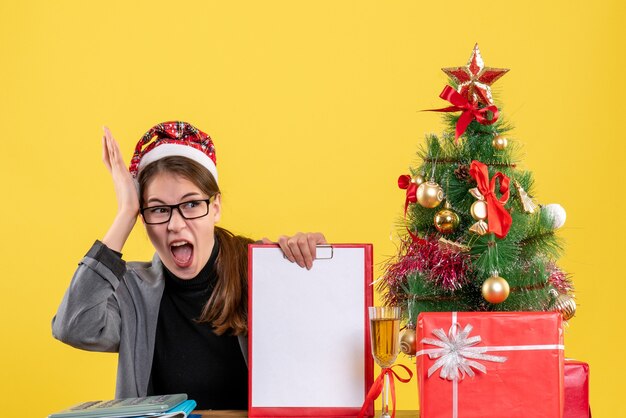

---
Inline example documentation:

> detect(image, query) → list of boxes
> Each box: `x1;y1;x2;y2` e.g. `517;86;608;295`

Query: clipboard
248;244;374;417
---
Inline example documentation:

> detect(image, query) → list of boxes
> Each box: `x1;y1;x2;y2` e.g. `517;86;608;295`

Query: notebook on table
48;394;193;418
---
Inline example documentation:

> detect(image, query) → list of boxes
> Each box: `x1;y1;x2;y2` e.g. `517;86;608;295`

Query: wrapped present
416;312;564;418
564;359;591;418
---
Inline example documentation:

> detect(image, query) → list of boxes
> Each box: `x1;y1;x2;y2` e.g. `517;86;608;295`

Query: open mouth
170;241;194;268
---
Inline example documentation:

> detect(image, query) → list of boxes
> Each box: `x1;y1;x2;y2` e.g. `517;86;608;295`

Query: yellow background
1;1;624;417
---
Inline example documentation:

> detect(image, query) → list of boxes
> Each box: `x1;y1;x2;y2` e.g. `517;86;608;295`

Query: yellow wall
1;1;623;416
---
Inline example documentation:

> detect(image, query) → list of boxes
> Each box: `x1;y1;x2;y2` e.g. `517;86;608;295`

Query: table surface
193;411;419;417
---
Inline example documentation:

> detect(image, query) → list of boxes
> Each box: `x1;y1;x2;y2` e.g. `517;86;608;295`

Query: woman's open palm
102;126;139;217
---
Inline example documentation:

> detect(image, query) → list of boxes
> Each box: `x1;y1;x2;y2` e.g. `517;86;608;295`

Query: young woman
52;121;325;410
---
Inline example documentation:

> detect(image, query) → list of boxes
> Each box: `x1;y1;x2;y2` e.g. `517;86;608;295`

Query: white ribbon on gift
418;322;507;380
415;312;565;418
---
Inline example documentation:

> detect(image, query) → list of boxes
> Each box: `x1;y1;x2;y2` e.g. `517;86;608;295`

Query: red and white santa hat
128;121;217;182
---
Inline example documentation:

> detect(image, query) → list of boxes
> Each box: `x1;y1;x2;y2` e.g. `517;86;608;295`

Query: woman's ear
211;194;222;223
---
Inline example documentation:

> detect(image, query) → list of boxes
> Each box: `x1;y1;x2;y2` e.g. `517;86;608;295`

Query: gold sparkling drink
368;306;401;418
370;317;400;368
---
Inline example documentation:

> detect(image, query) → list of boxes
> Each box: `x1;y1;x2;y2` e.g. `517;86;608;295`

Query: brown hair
138;156;253;336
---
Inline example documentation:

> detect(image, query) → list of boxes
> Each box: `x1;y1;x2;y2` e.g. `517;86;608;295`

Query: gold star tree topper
442;44;509;105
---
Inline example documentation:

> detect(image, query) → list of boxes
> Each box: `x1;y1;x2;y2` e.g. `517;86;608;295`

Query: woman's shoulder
126;253;165;287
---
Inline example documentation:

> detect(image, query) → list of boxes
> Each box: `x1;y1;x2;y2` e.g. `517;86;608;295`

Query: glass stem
382;372;390;416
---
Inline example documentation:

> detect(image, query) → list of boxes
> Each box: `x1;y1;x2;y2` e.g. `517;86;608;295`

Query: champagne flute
368;306;401;418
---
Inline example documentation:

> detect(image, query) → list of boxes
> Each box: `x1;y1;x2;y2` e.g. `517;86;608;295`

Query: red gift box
416;312;564;418
564;359;591;418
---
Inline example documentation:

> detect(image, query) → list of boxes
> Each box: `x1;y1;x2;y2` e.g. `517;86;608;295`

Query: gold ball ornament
411;174;425;186
470;200;488;220
400;326;417;356
492;135;508;150
434;205;460;234
416;181;444;208
481;275;510;304
552;293;577;321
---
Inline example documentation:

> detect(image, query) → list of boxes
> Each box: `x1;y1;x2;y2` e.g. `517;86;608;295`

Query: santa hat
128;121;217;182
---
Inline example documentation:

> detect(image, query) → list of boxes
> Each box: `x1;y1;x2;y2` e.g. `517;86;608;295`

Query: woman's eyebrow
146;197;167;205
180;192;203;200
146;192;203;205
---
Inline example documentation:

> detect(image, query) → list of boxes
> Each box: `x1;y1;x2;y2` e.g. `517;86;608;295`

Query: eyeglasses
140;197;214;225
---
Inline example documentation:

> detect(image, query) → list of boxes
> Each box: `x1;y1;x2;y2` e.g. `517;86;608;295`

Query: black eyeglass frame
140;196;215;225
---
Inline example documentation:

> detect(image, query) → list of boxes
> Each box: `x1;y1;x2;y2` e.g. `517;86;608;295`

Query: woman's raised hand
101;126;140;252
102;126;139;216
262;232;327;270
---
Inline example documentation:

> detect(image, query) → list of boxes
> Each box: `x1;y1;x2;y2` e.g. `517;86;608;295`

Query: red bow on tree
398;175;417;215
469;160;512;239
427;85;499;142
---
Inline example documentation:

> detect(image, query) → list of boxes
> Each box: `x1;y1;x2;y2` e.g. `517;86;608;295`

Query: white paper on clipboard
248;244;373;415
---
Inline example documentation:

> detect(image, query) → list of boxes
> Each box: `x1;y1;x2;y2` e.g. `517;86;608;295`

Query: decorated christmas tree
380;44;575;355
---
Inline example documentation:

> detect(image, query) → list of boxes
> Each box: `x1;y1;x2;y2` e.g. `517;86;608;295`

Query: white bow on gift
419;323;507;380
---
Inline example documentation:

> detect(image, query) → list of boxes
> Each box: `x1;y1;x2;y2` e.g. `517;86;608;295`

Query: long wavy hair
138;156;253;335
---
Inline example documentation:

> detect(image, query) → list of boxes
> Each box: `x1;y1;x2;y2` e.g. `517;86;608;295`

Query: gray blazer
52;241;248;398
